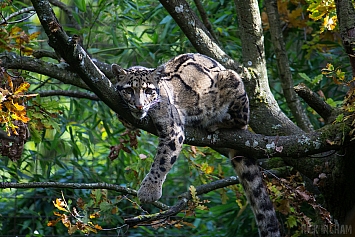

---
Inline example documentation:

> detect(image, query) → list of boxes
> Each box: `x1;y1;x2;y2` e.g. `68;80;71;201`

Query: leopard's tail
230;149;280;237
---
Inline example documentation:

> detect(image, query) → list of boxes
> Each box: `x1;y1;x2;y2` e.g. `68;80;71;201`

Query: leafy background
0;0;352;236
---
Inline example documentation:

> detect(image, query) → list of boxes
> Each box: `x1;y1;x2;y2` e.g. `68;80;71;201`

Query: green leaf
298;73;312;83
99;201;113;212
335;113;344;122
74;0;87;12
286;215;298;228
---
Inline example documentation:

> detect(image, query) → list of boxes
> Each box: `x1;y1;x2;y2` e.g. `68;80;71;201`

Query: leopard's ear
152;65;164;83
111;64;127;79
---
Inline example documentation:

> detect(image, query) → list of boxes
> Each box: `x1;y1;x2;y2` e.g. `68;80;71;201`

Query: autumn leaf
76;197;85;209
61;214;71;228
174;223;184;229
53;198;68;212
47;218;61;227
323;15;337;31
14;82;30;95
94;224;103;230
53;211;63;217
29;31;41;40
89;212;100;219
68;225;78;234
189;185;197;200
201;162;214;174
13;103;25;111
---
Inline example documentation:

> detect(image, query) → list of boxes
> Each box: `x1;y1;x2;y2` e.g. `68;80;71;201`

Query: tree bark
325;0;355;223
234;0;304;136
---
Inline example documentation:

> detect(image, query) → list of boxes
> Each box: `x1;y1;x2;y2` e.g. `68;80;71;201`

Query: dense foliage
0;0;354;236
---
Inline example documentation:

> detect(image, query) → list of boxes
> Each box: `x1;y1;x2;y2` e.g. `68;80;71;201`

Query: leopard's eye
123;87;134;95
145;88;154;95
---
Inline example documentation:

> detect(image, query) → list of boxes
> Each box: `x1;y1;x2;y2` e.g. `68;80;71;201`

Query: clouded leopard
112;53;280;236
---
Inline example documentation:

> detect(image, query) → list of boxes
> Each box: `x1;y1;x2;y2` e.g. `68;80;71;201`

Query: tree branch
192;0;220;44
48;0;81;31
294;83;334;122
0;7;36;25
265;0;313;132
0;176;240;225
0;52;90;90
125;176;240;226
0;52;117;87
38;90;100;100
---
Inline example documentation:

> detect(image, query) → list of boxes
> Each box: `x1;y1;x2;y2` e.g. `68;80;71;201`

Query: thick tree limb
185;122;348;158
234;0;303;136
30;0;118;111
265;0;313;132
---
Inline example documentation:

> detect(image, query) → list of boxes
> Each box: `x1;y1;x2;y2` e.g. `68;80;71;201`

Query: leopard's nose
136;105;143;110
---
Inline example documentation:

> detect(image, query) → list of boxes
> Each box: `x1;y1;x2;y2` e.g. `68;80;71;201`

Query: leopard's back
157;53;249;129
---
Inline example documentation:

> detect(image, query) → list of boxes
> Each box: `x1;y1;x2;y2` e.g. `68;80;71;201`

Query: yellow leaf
9;26;22;35
14;82;30;95
89;212;100;219
61;214;71;228
53;211;63;217
196;204;208;210
201;162;214;174
13;103;25;111
29;31;41;40
174;223;184;229
189;185;197;198
53;198;68;212
47;218;61;227
205;165;214;174
94;224;103;230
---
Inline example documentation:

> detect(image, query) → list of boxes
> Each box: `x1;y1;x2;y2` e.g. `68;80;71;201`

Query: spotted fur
112;53;280;236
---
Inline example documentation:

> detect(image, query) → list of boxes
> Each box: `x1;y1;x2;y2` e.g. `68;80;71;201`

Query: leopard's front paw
137;177;163;203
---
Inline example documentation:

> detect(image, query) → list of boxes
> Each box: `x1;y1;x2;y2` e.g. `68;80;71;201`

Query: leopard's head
112;64;160;119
